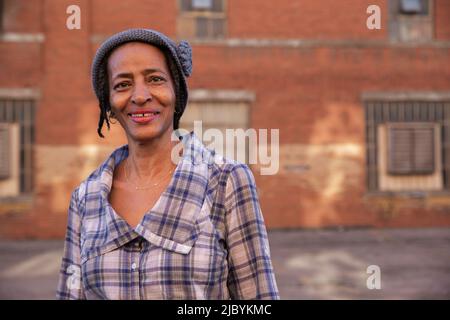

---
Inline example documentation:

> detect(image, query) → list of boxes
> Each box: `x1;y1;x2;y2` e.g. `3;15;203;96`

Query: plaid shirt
56;132;279;300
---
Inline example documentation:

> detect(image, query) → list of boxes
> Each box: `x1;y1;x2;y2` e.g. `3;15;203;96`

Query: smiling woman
56;28;279;300
108;43;175;144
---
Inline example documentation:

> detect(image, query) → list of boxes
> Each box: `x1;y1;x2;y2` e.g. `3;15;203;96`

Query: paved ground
0;228;449;299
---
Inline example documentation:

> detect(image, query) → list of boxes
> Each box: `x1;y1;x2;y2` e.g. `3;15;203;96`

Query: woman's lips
128;112;160;124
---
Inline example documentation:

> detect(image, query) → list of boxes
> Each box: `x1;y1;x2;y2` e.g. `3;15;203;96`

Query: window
0;99;35;197
177;0;226;39
389;0;433;42
399;0;429;15
387;123;435;175
192;0;213;10
0;0;4;33
179;90;253;164
0;123;11;179
364;96;450;193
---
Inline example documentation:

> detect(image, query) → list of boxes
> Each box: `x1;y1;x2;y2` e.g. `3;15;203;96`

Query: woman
56;28;279;300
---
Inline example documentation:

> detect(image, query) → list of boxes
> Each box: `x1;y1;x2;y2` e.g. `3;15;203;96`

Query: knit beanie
91;28;193;137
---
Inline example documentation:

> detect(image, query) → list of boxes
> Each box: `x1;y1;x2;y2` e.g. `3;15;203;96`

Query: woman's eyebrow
112;68;166;80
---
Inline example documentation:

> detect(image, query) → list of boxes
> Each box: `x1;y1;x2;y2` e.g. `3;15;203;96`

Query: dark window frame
0;0;4;33
0;99;36;196
364;98;450;193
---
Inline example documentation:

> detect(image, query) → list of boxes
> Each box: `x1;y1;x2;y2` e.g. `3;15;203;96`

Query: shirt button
131;262;137;271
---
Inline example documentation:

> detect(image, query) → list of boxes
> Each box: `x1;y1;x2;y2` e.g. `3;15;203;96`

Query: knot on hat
177;40;193;77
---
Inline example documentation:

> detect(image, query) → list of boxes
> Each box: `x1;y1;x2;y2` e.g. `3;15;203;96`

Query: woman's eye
114;82;130;90
149;76;165;83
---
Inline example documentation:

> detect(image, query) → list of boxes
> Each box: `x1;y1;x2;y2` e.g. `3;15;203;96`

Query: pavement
0;228;449;300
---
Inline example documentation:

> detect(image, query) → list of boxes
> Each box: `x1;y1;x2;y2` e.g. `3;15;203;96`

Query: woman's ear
108;110;117;124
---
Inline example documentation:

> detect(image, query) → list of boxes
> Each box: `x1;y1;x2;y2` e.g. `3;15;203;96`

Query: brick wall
228;0;388;39
0;0;450;239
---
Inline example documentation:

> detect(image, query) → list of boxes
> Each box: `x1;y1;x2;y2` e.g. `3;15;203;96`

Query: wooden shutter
413;127;434;173
211;0;224;12
388;127;413;174
0;123;10;179
387;123;435;175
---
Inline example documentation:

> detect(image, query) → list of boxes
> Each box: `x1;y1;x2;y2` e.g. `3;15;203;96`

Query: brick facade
0;0;449;239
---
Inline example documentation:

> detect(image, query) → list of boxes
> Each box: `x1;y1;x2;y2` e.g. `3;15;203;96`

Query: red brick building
0;0;449;239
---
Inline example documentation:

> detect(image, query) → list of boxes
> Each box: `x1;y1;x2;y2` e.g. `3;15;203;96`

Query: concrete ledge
189;89;255;102
362;91;450;101
0;33;45;43
190;38;450;48
0;88;41;99
90;35;450;48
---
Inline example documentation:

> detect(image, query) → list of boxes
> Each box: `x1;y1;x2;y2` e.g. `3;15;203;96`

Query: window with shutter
178;0;226;39
388;0;433;42
0;123;10;179
387;123;435;175
364;96;450;193
0;99;35;196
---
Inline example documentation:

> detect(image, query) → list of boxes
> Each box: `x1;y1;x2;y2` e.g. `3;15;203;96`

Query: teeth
130;112;159;117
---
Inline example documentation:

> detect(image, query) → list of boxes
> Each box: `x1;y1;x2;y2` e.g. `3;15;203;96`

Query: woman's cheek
153;83;175;107
110;92;128;111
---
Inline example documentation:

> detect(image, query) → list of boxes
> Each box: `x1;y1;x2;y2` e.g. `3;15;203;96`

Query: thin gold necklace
124;158;174;190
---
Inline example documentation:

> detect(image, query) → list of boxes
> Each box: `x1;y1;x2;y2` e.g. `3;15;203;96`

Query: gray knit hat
91;28;193;137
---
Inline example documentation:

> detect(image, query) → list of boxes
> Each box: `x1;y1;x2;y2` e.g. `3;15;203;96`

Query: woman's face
107;42;176;143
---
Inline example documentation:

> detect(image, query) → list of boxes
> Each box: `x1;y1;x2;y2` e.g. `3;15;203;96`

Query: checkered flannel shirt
56;132;279;300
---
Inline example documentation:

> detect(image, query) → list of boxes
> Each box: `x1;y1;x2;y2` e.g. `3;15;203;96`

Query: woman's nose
131;82;152;105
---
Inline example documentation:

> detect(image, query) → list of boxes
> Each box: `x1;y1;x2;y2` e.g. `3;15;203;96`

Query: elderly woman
56;29;279;300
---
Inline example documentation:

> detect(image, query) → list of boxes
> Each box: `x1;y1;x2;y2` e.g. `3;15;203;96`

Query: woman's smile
128;110;161;124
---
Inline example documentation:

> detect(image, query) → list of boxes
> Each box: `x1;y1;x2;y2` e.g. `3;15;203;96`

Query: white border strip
91;35;450;48
362;92;450;101
189;89;255;102
0;88;41;99
0;33;45;43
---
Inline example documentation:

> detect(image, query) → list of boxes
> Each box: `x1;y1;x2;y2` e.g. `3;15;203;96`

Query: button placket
130;238;142;299
131;255;140;299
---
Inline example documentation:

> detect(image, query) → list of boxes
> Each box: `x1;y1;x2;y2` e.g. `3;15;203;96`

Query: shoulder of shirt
204;146;255;185
182;131;253;181
71;144;128;200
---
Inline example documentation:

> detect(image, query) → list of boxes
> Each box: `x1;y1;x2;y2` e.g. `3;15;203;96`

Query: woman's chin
127;126;169;143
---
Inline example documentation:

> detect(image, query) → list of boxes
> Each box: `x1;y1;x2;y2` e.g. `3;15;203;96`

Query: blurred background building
0;0;450;239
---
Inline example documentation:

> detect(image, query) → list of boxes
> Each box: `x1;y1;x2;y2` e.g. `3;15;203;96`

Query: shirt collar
93;131;212;255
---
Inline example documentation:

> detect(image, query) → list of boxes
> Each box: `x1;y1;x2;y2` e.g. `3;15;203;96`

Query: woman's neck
125;131;178;180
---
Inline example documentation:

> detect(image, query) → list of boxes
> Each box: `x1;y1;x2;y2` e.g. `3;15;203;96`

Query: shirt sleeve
224;164;280;300
56;186;85;300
